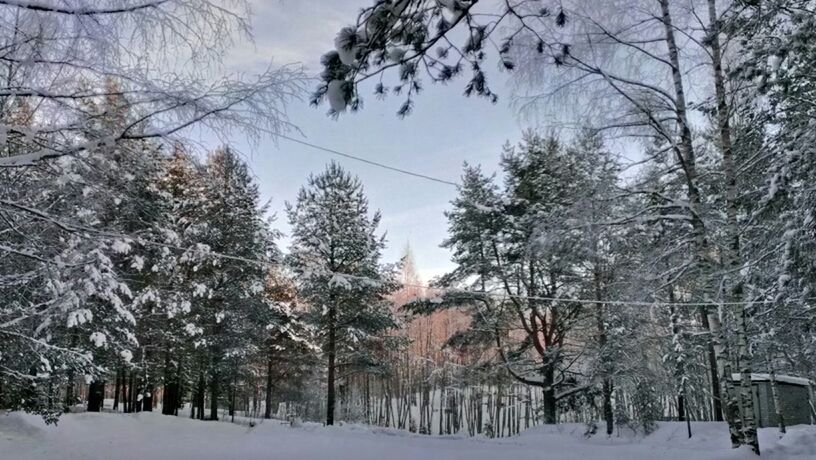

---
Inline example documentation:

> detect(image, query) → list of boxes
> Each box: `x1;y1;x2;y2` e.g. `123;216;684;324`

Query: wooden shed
731;373;815;428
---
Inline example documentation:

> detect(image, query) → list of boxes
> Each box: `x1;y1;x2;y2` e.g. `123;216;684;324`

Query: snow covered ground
1;411;815;460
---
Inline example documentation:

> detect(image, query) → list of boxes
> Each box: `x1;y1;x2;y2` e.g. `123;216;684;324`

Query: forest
1;1;816;459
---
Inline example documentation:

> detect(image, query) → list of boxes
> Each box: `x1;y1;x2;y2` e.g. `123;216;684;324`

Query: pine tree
287;162;398;425
193;147;279;420
410;131;625;425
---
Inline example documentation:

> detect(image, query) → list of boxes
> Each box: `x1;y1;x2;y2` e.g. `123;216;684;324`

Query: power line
96;228;804;308
0;138;805;309
277;134;461;188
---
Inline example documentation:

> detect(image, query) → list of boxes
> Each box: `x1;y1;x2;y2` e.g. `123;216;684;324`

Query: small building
731;373;815;428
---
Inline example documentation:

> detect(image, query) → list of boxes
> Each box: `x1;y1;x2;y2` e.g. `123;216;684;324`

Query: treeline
0;82;305;421
0;0;307;425
0;77;409;425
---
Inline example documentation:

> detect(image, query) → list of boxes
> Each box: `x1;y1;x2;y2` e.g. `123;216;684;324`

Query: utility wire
277;134;461;188
130;237;816;308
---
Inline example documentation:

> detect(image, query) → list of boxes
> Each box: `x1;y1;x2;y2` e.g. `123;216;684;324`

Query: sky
209;0;527;282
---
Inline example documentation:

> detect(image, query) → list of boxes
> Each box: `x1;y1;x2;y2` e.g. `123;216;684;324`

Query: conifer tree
192;147;279;420
287;162;398;425
411;132;622;424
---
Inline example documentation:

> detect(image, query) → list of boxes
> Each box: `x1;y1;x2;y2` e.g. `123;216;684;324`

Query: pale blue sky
208;0;525;281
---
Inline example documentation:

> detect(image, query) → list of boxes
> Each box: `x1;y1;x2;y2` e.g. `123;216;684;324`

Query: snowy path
1;412;814;460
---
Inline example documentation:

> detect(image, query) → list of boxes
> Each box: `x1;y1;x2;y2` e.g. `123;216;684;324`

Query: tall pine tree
287;162;397;425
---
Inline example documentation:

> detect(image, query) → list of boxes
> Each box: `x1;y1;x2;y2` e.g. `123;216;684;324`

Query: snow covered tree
0;0;304;422
183;147;278;420
561;130;627;435
260;268;318;420
286;162;398;425
410;132;626;425
725;0;816;431
0;78;161;420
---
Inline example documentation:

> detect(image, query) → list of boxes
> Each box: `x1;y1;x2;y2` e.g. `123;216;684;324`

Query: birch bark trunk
658;0;747;447
705;0;758;452
767;353;786;434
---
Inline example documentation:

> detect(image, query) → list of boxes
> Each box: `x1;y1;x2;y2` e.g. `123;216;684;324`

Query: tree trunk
64;370;75;413
174;362;182;416
326;305;337;426
122;368;130;414
131;370;142;413
602;378;614;434
210;369;219;421
365;374;371;425
595;273;613;435
128;370;136;413
265;356;274;419
87;380;105;412
162;350;175;415
699;308;723;421
229;374;236;422
705;0;758;454
541;365;557;424
669;295;686;423
142;383;153;412
717;331;743;447
113;366;121;412
162;352;179;416
162;380;176;416
767;354;786;434
195;368;206;420
738;312;759;453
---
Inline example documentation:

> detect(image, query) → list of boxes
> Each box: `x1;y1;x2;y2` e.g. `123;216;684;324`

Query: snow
329;273;353;290
66;309;92;328
472;203;496;213
1;411;815;460
768;54;783;72
193;283;207;297
89;332;106;348
184;322;202;336
38;357;51;373
334;27;359;66
327;80;348;113
387;47;406;62
130;255;145;271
